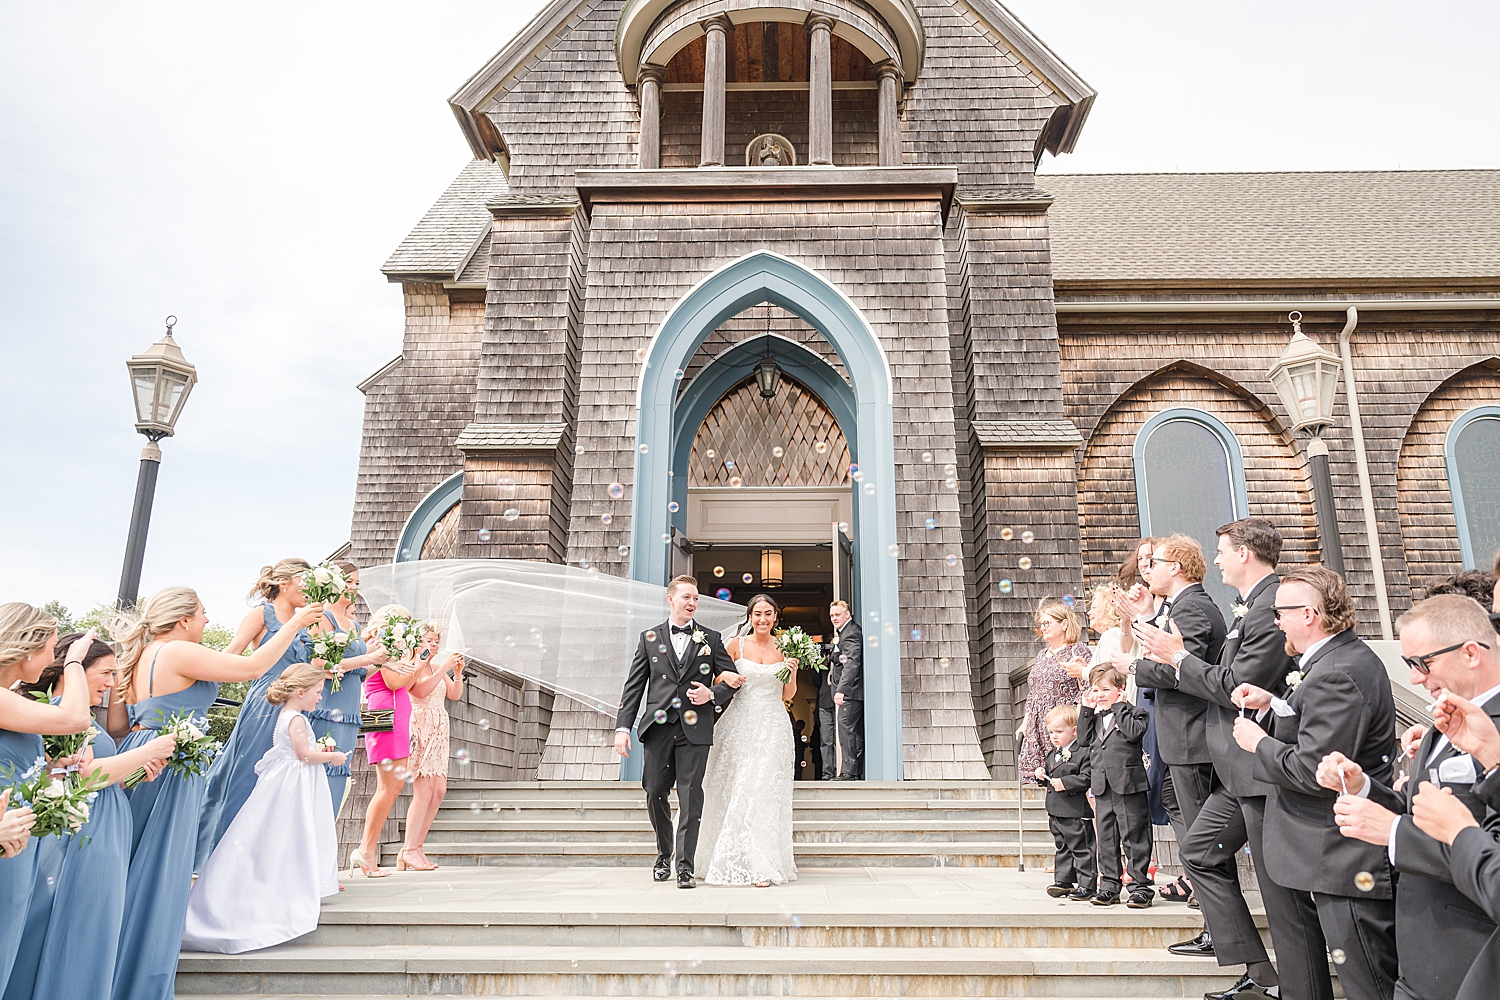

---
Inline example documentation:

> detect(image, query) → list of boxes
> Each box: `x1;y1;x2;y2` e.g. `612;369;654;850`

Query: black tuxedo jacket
832;621;863;702
1173;574;1296;797
1133;582;1227;767
1450;767;1500;1000
1364;692;1500;1000
1252;629;1398;898
615;620;739;745
1041;742;1094;818
1078;701;1150;796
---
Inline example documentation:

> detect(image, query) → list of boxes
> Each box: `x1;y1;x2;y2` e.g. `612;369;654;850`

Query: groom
615;575;741;888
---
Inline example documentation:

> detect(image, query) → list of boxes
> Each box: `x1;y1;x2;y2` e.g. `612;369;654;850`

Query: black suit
1173;574;1308;971
831;620;864;779
616;620;739;872
1042;741;1096;891
1449;767;1500;1000
1363;691;1500;1000
1080;700;1153;893
1253;630;1399;1000
1134;582;1228;863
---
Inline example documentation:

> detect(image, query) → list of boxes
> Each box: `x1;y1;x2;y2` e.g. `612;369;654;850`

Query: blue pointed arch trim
395;471;463;563
1132;407;1249;536
1446;404;1500;569
629;250;902;780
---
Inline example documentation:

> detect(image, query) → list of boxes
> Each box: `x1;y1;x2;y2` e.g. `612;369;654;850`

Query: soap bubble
668;501;679;513
654;709;668;724
1355;871;1375;892
657;644;667;653
715;588;731;601
939;657;951;668
578;558;590;569
1331;949;1347;965
477;528;492;542
838;522;848;532
867;636;879;648
925;517;936;530
498;477;516;497
673;368;684;380
400;547;411;559
869;612;879;622
943;464;956;476
1021;530;1035;544
700;663;712;674
888;544;899;557
608;483;624;499
725;459;736;470
814;441;828;454
617;545;630;556
910;628;923;641
331;709;344;722
638;443;649;454
601;512;613;525
848;463;860;476
503;508;520;521
863;483;876;495
1000;527;1014;541
455;749;471;765
705;448;716;459
998;579;1014;594
944;478;958;489
1062;594;1076;607
479;719;490;730
852;470;864;483
945;554;958;567
743;573;754;584
772;446;784;458
670;697;682;709
921;451;933;463
635;347;647;360
661;533;671;543
729;476;743;488
683;710;698;725
470;802;481;814
1018;557;1033;571
575;444;585;455
713;566;725;577
645;630;658;641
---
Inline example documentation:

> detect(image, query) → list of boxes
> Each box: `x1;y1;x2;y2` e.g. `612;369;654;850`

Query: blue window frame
1446;406;1500;570
394;472;463;562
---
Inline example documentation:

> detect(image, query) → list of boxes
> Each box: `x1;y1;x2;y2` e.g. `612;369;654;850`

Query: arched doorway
630;251;902;779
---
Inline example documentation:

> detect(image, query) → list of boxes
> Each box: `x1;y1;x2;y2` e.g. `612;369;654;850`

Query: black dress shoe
1126;888;1154;908
1168;931;1215;956
653;858;672;882
1067;886;1095;901
1203;973;1277;999
1090;889;1119;906
677;870;696;889
1046;882;1072;897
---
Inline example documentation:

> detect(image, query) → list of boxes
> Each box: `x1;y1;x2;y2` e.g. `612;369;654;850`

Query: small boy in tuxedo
1078;663;1154;908
1034;703;1096;901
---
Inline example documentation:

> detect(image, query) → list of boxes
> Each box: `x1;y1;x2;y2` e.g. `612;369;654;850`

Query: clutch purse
359;710;394;735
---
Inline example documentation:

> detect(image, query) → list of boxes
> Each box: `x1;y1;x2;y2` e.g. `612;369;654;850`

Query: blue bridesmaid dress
0;726;45;992
6;719;132;1000
306;612;366;816
113;653;218;1000
195;603;308;868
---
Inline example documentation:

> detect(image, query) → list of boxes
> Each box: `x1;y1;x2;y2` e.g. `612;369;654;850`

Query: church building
348;0;1500;783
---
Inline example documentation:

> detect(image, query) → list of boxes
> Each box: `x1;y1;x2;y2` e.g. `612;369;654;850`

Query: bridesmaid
401;622;465;871
0;604;92;992
7;636;174;1000
195;558;314;868
350;606;421;878
307;559;385;815
111;586;322;1000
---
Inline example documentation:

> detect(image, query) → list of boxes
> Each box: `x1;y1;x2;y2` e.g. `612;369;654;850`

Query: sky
2;1;1497;631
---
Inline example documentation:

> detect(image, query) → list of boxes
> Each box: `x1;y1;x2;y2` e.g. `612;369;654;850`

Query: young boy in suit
1035;703;1096;901
1079;663;1155;908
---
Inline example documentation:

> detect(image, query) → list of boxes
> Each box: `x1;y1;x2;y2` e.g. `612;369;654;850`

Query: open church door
832;521;854;604
670;526;693;580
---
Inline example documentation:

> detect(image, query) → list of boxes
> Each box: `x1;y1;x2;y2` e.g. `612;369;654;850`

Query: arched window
1134;409;1249;609
1446;406;1500;570
395;472;463;562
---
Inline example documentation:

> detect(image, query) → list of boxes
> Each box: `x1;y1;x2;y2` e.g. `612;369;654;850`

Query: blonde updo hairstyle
362;604;413;645
265;663;328;705
108;586;202;697
249;558;312;602
0;602;59;671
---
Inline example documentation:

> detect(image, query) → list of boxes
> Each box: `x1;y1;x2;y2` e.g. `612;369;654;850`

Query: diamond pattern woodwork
420;502;462;560
689;376;851;489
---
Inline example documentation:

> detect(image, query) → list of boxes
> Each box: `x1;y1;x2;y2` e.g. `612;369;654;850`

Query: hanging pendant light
760;549;784;588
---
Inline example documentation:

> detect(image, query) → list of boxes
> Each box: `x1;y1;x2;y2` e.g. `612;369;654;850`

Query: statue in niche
745;133;796;167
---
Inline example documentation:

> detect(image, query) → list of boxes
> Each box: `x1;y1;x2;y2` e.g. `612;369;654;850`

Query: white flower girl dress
182;708;339;953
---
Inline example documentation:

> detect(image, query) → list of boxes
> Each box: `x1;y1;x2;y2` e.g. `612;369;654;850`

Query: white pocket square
1225;628;1240;640
1438;754;1478;786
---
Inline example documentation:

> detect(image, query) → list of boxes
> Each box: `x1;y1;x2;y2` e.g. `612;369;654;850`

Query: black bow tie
671;624;693;635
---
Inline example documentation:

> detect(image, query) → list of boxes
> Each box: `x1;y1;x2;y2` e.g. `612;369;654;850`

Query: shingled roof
382;159;510;281
1042;169;1500;285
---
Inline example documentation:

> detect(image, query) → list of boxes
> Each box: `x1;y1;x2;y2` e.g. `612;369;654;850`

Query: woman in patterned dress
398;622;464;871
1015;599;1091;780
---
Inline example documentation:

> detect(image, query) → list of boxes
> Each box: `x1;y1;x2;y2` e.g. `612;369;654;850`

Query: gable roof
1043;169;1500;286
382;160;510;281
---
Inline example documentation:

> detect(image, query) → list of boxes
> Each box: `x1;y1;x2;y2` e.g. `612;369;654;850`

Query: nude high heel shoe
349;848;389;878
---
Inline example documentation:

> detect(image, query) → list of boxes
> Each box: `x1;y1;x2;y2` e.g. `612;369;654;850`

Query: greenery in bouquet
3;757;106;841
373;613;423;661
122;709;221;789
773;626;826;683
308;627;354;691
29;691;99;761
299;562;348;606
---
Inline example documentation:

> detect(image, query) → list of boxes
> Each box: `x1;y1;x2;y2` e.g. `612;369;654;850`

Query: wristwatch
1170;650;1189;666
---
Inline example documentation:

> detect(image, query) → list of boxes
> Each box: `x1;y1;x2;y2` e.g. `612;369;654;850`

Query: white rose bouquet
316;735;339;753
2;757;105;840
373;613;424;661
122;710;221;789
772;626;826;684
309;628;354;691
300;562;348;605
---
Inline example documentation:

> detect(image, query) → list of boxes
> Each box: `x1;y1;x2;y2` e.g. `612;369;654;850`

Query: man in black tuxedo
1319;595;1500;1000
829;600;864;780
1232;566;1398;1000
816;603;846;780
614;576;741;888
1135;518;1298;999
1125;533;1227;900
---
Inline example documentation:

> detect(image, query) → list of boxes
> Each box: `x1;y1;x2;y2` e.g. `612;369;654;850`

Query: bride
696;593;799;887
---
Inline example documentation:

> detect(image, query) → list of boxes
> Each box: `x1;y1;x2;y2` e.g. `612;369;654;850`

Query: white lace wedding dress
696;657;797;885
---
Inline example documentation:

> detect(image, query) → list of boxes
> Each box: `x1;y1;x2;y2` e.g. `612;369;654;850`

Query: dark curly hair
19;632;116;698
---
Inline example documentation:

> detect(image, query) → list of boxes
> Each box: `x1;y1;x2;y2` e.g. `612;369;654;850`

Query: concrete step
377;841;1061;867
420;820;1054;844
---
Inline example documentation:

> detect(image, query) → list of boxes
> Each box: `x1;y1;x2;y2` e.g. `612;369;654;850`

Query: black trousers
1308;891;1397;1000
1049;814;1097;890
837;699;864;778
640;723;711;872
817;702;838;778
1181;786;1266;966
1164;761;1216;866
1096;788;1153;893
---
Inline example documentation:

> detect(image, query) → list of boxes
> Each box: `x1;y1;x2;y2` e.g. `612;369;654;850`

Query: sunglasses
1402;640;1490;676
1272;605;1317;622
1148;557;1177;568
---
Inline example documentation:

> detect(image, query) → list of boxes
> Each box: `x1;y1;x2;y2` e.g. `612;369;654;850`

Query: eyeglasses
1272;605;1317;621
1402;640;1490;677
1148;557;1177;568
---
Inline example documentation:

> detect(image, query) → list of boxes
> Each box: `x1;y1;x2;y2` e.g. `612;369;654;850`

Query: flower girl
181;664;345;953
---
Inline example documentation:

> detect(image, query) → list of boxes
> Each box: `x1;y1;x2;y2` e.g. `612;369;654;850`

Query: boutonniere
1285;669;1304;691
1154;613;1171;629
1232;602;1249;619
691;629;706;644
1059;748;1072;762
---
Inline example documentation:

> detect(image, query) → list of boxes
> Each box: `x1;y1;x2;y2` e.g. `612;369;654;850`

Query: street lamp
1268;311;1344;574
118;316;198;606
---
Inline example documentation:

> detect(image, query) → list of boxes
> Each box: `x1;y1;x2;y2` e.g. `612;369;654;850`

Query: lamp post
118;316;198;607
1268;311;1344;574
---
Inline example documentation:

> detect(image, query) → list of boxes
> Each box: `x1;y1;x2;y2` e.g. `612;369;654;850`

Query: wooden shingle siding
680;305;849;389
1399;363;1500;598
689;379;852;489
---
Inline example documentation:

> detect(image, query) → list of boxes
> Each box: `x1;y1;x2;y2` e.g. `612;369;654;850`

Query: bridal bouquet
122;710;221;789
29;692;99;762
300;562;349;605
373;613;424;661
773;626;826;684
3;757;105;839
316;735;340;753
309;627;354;691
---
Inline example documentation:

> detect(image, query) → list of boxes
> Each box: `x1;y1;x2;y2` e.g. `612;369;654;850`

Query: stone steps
378;841;1061;867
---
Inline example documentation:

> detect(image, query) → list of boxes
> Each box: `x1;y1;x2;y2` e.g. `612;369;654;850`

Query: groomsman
829;600;864;780
1125;534;1228;899
817;606;842;779
1232;566;1398;1000
1135;518;1297;999
1319;594;1500;1000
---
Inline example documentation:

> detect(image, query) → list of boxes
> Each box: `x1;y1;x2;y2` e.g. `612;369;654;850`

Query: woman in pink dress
1014;599;1091;780
349;604;420;878
398;621;465;871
